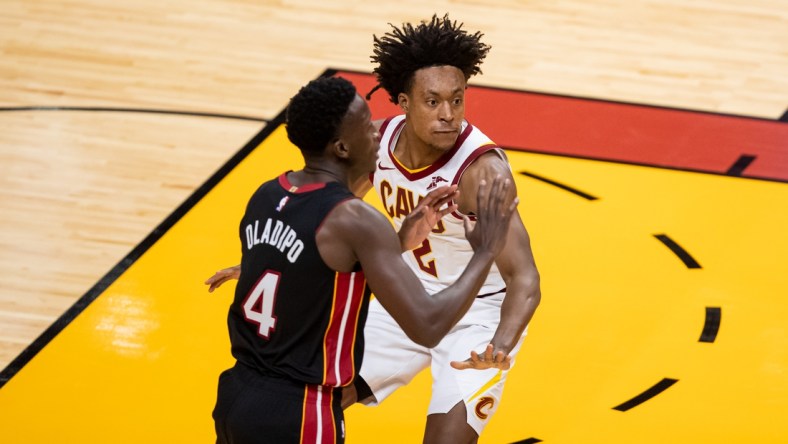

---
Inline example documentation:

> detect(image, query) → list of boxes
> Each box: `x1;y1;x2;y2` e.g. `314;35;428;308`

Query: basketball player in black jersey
211;76;516;444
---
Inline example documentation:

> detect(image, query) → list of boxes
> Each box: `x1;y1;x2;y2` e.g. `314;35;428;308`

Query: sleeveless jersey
228;172;371;387
371;115;507;296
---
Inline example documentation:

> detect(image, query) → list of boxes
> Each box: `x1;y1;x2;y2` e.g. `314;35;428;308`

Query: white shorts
358;294;526;435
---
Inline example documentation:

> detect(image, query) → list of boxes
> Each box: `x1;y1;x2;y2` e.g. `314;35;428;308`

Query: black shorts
213;362;344;444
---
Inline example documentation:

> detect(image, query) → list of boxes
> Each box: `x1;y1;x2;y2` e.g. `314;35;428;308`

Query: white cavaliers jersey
372;115;507;296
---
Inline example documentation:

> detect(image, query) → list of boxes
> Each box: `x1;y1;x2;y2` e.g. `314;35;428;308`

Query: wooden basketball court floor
1;1;787;443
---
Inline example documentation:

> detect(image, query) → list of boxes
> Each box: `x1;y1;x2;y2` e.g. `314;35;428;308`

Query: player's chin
431;133;458;150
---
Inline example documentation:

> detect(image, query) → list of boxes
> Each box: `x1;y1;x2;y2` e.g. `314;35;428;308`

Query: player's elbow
402;321;444;348
407;332;441;349
530;287;542;311
512;268;541;306
392;301;457;347
527;271;542;307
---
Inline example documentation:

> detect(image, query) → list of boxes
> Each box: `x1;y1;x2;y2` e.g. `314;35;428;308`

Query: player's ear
331;138;350;160
397;93;409;113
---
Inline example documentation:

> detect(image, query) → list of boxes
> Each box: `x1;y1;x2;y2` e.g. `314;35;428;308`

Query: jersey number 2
413;239;438;277
242;271;280;338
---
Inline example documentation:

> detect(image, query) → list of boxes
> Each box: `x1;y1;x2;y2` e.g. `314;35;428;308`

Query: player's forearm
413;250;497;347
490;276;541;354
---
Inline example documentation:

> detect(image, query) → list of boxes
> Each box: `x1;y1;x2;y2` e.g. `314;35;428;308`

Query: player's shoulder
459;146;512;190
330;197;390;230
375;115;406;134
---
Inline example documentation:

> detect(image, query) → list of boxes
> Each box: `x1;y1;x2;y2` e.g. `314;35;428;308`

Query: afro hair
286;76;357;154
368;14;491;103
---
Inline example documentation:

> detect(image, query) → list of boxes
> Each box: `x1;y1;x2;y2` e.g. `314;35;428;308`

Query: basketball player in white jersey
353;15;541;444
206;15;541;444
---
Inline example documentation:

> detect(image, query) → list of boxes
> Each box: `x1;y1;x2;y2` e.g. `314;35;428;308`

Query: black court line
503;145;788;185
519;170;598;200
654;234;702;269
700;307;722;343
726;155;757;176
0;105;286;388
613;378;679;411
511;438;543;444
0;106;269;123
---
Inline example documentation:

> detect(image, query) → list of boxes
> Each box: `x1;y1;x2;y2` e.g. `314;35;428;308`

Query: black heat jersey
228;172;371;387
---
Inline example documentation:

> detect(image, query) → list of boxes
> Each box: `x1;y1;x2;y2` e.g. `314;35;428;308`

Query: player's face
340;94;381;175
400;65;466;152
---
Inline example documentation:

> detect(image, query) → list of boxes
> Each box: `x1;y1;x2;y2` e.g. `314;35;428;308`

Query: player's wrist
472;249;496;263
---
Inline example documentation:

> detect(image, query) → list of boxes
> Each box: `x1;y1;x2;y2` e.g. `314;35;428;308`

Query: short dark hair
368;14;491;103
286;76;357;154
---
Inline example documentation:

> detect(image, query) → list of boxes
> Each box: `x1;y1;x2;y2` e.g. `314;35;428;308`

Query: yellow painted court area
0;126;786;443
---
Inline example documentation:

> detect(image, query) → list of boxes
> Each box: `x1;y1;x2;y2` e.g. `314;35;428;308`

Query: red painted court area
339;70;788;182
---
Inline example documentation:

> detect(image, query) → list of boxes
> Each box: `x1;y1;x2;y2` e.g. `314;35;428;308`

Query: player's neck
394;126;444;170
295;164;346;186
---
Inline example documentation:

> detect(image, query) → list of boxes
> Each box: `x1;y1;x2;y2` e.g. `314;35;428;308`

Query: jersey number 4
242;270;280;338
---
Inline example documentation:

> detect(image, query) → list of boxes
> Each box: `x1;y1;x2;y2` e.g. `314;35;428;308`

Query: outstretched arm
450;209;540;370
450;153;541;370
203;184;459;291
321;176;517;348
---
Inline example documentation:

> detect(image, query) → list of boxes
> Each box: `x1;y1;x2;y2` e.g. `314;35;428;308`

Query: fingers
500;355;512;370
205;266;241;293
491;175;510;217
476;179;489;215
205;272;231;292
204;274;221;287
477;176;511;219
450;360;471;370
482;343;495;360
440;204;459;218
437;203;459;218
483;344;512;369
432;193;458;214
450;344;512;370
419;185;458;207
207;277;228;292
493;177;517;230
422;186;459;216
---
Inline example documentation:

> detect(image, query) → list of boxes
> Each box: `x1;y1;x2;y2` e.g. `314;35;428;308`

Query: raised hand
398;185;459;251
463;176;518;256
450;343;512;371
